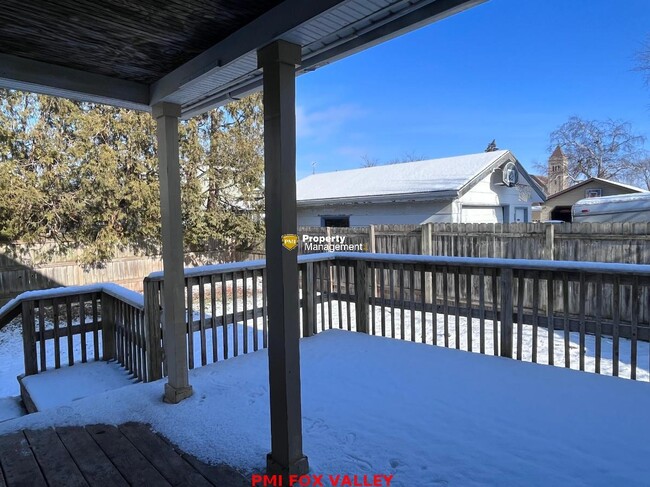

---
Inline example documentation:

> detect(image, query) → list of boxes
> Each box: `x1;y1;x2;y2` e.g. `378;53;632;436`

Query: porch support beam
152;102;193;404
257;40;308;477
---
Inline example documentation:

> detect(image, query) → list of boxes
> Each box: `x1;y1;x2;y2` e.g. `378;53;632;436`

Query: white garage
297;150;546;226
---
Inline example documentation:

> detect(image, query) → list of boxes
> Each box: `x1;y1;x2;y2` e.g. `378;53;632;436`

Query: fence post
143;278;164;381
301;262;315;337
368;225;376;253
354;260;369;333
499;268;514;358
21;301;38;376
101;293;116;361
421;223;433;302
545;224;555;260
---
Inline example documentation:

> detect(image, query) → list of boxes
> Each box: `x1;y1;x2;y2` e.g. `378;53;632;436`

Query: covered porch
0;0;487;477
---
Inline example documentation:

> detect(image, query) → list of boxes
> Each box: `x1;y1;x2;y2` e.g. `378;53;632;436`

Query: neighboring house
541;178;646;222
296;150;545;226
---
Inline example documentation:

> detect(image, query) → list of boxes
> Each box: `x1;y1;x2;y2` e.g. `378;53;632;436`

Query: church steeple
547;145;568;195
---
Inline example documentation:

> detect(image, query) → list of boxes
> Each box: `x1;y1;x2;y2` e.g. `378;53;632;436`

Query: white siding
297;200;453;226
458;171;535;223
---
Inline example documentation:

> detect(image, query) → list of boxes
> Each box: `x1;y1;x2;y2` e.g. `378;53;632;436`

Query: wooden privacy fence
4;252;650;390
297;222;650;263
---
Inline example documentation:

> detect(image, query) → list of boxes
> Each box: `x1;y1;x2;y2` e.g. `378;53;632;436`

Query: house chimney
547;146;568;195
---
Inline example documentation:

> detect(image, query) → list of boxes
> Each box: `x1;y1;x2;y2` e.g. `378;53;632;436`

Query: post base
266;453;309;478
163;383;193;404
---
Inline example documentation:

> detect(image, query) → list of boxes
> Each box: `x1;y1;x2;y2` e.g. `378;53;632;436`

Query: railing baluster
547;273;554;366
371;262;377;336
233;272;239;357
516;271;524;360
337;260;343;330
243;271;249;354
78;296;86;364
612;277;620;377
491;268;498;356
410;265;416;342
346;264;352;331
186;277;195;369
399;264;405;340
252;269;259;350
443;266;449;348
53;299;60;369
466;267;472;352
221;273;229;360
210;275;218;361
327;261;333;331
630;276;639;380
454;267;460;349
66;297;74;366
432;265;437;346
420;266;426;344
319;262;326;331
595;275;603;374
479;267;485;354
532;272;539;363
92;294;99;362
38;301;46;372
579;272;586;371
262;269;268;349
389;263;395;338
563;273;570;368
380;262;386;337
199;276;207;365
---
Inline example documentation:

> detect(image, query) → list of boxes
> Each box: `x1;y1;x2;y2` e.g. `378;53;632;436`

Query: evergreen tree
0;89;264;266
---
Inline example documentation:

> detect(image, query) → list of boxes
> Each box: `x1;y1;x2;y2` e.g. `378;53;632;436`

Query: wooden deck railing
1;285;151;382
4;252;650;387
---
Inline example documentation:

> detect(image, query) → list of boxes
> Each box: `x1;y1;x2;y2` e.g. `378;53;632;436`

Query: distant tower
547;146;568;195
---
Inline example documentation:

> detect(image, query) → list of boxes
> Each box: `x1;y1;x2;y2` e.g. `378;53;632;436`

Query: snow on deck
22;361;137;411
1;330;649;486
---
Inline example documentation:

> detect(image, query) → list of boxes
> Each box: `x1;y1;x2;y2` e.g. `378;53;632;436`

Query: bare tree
549;116;646;183
636;36;650;86
359;151;426;167
629;157;650;190
360;154;379;167
385;150;427;165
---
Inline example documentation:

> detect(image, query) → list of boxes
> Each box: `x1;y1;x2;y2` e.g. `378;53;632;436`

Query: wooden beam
153;102;192;404
150;0;345;107
0;53;149;111
258;40;308;478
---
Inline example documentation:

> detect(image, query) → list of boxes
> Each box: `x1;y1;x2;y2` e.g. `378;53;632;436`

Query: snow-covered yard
1;329;649;486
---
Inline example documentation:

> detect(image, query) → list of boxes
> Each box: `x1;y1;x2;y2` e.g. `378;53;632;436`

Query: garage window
321;216;350;227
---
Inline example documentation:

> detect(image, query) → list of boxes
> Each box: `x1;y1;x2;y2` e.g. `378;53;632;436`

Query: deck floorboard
0;424;249;487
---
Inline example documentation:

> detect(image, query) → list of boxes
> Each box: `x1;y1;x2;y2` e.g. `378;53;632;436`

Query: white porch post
257;40;309;476
152;102;193;404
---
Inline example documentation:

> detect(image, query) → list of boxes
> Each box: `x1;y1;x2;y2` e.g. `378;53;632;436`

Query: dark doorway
550;206;572;222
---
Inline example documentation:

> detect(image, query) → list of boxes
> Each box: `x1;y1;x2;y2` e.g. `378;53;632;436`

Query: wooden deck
0;423;249;486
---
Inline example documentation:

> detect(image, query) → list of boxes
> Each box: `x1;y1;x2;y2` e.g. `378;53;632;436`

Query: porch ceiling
0;0;485;118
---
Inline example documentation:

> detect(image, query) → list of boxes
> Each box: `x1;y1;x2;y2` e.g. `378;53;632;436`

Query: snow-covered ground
22;361;136;411
1;329;649;486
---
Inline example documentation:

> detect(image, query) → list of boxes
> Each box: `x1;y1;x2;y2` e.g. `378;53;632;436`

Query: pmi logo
281;234;299;251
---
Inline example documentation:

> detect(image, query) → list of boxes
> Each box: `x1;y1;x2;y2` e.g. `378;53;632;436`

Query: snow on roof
574;191;650;206
297;150;510;202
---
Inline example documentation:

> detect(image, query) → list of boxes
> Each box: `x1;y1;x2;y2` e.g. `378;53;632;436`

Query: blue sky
295;0;650;180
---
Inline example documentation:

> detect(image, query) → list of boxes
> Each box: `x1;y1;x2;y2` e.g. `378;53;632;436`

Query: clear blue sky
295;0;650;180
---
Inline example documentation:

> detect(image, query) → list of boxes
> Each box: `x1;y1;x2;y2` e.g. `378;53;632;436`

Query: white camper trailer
572;192;650;223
